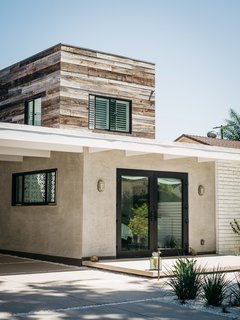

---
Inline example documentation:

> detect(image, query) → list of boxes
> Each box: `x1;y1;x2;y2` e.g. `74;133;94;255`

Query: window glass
24;173;46;203
15;175;23;204
121;175;150;251
27;101;34;125
12;169;56;206
25;97;42;126
90;95;131;133
34;98;42;126
47;171;56;203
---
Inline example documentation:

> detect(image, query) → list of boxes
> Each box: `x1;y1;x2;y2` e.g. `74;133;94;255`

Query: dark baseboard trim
0;249;82;266
196;251;216;256
82;255;116;261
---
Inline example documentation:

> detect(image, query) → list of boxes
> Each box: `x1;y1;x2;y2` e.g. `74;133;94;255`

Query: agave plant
166;258;203;303
230;273;240;306
201;268;231;307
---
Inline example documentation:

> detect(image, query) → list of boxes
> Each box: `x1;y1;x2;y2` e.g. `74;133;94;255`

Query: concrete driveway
0;254;235;320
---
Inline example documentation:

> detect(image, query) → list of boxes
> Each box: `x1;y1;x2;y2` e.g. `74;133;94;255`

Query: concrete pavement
0;254;236;320
83;255;240;278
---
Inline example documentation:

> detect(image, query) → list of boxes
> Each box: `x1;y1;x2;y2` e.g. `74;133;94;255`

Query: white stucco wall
0;152;83;259
0;149;217;260
216;160;240;254
82;150;216;258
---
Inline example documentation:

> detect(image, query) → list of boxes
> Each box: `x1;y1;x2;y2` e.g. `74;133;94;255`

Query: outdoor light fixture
198;185;205;196
97;179;105;192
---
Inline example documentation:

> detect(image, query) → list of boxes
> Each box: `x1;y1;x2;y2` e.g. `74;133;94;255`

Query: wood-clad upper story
0;43;155;138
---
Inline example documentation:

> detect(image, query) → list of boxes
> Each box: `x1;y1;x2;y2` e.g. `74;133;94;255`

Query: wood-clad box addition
0;45;62;127
0;44;155;139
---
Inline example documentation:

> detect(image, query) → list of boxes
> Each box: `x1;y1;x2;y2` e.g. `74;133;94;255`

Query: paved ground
83;255;240;278
0;254;238;320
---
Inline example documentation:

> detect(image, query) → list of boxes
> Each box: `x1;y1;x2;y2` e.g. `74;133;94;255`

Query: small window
25;97;42;126
12;169;57;206
89;95;131;133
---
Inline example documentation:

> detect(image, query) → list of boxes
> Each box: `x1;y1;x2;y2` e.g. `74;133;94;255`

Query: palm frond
223;108;240;140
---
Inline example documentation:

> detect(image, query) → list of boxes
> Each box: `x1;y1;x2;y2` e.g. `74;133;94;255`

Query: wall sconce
97;179;105;192
198;185;205;196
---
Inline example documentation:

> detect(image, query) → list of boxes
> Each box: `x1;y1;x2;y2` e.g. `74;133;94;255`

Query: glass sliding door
120;175;150;253
157;178;183;250
117;169;188;257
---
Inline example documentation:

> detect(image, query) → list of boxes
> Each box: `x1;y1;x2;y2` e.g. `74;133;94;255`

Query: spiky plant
166;258;203;303
201;268;230;307
230;273;240;306
230;219;240;236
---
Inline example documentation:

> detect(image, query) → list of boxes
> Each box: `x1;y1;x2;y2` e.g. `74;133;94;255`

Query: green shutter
95;97;109;130
114;100;130;132
109;99;117;131
89;95;95;129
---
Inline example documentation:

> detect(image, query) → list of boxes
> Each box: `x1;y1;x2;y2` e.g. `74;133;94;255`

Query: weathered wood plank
61;62;154;87
0;43;155;139
60;77;154;99
61;51;155;74
61;45;155;69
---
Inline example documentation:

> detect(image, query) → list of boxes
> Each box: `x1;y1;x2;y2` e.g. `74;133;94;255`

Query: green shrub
201;268;230;307
230;273;240;306
230;219;240;236
167;258;203;302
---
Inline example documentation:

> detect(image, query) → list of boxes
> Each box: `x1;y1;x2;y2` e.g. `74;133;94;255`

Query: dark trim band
0;249;82;266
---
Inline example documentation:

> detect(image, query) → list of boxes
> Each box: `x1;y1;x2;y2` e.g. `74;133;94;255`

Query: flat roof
0;123;240;162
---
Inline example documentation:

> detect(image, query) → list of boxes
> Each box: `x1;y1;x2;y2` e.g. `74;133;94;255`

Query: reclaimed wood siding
60;45;155;138
0;46;61;127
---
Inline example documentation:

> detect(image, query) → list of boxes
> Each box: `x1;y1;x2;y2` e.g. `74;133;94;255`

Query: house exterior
0;43;155;139
0;45;240;265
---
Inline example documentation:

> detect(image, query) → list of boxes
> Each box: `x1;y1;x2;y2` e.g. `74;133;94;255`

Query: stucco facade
0;146;217;261
82;150;216;258
0;152;83;260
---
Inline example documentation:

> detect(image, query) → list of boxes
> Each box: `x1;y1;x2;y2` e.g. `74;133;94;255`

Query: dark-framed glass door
117;169;188;258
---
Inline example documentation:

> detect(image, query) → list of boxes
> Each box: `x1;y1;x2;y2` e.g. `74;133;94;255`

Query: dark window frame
24;93;44;126
12;168;57;206
116;168;189;258
89;94;132;134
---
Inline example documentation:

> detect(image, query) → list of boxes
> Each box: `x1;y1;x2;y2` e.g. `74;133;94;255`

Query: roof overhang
0;123;240;162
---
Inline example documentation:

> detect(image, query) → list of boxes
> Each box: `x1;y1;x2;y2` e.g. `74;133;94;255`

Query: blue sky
1;0;240;141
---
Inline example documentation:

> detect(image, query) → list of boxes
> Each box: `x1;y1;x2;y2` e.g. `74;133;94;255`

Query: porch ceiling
0;122;240;162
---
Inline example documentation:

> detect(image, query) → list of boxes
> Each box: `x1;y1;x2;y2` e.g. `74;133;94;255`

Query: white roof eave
0;123;240;162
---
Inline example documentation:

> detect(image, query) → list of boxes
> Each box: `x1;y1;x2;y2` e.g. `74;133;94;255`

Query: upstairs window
25;97;42;126
12;169;57;206
89;95;131;133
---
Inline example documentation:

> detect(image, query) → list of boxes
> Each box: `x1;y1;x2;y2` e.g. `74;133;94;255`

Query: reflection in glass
157;178;182;249
121;176;149;251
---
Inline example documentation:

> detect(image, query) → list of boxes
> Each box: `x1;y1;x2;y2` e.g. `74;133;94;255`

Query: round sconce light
198;185;205;196
97;179;105;192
